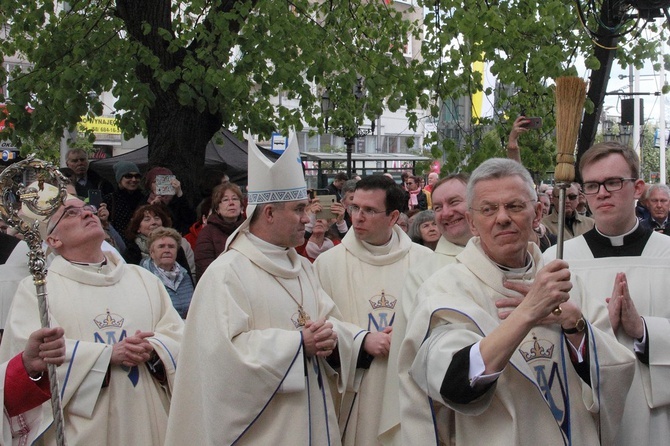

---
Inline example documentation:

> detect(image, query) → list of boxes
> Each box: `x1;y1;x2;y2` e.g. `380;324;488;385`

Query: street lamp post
321;80;376;178
602;119;635;147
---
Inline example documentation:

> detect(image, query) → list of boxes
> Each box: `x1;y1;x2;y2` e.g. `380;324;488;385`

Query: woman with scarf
406;175;428;211
124;204;195;278
140;227;194;319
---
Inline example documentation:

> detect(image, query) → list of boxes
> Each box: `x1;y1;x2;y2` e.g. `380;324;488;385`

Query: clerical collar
583;221;652;257
68;257;108;274
595;220;639;247
494;252;534;279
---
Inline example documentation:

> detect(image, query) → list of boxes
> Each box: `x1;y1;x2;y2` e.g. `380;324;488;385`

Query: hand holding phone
88;189;102;208
315;195;337;221
522;117;542;129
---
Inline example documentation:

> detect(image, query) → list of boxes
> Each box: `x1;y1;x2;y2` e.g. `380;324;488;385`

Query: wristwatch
562;315;586;334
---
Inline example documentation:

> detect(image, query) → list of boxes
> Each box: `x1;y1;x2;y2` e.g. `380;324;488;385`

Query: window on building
307;133;319;151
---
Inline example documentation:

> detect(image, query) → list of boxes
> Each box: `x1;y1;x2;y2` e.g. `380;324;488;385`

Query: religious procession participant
0;195;184;445
314;175;432;445
400;158;635;445
166;138;362;445
382;173;473;444
545;141;670;445
1;327;65;444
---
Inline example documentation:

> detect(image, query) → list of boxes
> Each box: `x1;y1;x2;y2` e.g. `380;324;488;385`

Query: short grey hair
147;226;182;249
408;210;436;244
646;183;670;200
341;179;358;197
467;158;536;207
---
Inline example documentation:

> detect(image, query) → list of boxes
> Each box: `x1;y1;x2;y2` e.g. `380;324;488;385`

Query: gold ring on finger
552;306;562;316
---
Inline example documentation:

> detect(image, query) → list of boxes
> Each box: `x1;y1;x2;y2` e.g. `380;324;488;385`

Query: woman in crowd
140;227;194;319
124;204;195;277
102;161;144;245
408;210;440;250
144;166;196;236
295;198;345;263
194;183;244;280
296;218;341;263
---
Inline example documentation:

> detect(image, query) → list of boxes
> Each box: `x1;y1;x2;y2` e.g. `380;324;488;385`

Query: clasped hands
302;319;338;358
111;330;155;367
606;272;644;339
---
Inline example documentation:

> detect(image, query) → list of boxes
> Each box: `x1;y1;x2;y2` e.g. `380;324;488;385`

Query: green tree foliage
0;0;428;203
1;0;667;198
420;0;667;175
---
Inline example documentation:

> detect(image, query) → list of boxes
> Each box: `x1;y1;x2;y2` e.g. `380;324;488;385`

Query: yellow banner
471;60;484;123
78;117;121;135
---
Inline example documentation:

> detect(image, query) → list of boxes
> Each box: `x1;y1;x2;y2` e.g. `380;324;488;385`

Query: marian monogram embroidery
367;290;397;332
519;333;570;440
92;308;139;386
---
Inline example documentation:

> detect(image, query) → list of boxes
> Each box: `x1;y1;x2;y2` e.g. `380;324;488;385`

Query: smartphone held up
522;117;543;129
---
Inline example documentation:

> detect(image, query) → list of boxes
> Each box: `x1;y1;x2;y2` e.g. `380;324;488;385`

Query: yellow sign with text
78;117;121;135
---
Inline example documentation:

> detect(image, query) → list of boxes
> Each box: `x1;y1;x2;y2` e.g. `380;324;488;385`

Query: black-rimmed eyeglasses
582;178;636;195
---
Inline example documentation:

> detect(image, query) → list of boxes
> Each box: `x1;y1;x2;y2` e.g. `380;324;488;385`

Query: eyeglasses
221;197;241;203
469;200;535;217
48;205;97;235
122;173;142;180
347;205;388;218
582;178;636;195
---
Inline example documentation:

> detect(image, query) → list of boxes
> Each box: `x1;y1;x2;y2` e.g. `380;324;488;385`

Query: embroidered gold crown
369;290;397;310
519;336;554;361
94;309;124;329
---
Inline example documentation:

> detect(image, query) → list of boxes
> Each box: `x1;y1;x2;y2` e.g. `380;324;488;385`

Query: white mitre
226;134;307;249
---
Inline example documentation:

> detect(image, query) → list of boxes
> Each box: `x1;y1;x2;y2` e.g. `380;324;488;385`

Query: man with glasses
314;175;431;445
542;182;594;240
400;158;634;445
0;196;184;445
544;141;670;446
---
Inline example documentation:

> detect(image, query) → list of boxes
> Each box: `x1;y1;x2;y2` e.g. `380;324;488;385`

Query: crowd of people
1;130;670;445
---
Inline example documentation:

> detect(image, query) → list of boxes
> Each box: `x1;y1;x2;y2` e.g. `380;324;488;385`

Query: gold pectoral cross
297;306;311;327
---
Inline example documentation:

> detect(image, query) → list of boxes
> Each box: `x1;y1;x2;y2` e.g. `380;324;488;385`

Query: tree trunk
116;0;225;206
146;98;221;207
